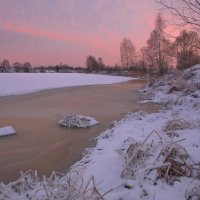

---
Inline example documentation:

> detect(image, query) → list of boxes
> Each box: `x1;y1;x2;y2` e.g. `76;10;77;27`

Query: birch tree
173;30;200;69
146;13;172;75
120;38;136;68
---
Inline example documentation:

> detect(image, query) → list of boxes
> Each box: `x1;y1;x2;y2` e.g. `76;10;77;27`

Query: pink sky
0;0;161;67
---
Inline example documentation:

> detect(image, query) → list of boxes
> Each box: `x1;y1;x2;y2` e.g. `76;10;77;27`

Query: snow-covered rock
58;113;99;128
0;126;16;137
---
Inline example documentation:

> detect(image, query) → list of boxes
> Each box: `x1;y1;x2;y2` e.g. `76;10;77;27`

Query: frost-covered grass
0;65;200;199
0;73;134;97
0;170;111;200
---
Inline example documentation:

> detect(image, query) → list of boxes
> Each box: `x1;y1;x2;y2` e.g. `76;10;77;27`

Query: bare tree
97;57;105;70
86;55;98;72
146;13;172;75
120;38;136;68
2;59;10;67
1;59;10;72
157;0;200;33
138;47;148;71
173;30;200;69
13;62;22;72
23;62;32;72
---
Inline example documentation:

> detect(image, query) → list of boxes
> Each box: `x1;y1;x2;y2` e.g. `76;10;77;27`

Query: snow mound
58;113;99;128
0;126;16;137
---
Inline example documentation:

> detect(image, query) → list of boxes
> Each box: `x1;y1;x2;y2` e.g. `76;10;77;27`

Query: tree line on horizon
0;60;32;73
120;12;200;75
86;12;200;75
0;60;86;73
86;0;200;75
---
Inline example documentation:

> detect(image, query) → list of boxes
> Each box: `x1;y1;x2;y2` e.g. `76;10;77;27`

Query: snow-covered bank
72;65;200;199
0;73;134;97
0;66;199;199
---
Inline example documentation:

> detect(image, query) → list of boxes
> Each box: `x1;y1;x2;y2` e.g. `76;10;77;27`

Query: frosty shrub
58;113;98;128
121;130;199;185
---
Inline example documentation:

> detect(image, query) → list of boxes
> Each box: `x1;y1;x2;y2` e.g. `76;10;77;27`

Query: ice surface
0;73;135;96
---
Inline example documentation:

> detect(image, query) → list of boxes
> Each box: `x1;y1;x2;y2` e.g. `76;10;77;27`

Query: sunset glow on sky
0;0;160;67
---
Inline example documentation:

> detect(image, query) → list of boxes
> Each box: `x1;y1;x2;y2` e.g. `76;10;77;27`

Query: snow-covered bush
58;113;99;128
142;65;200;107
121;130;196;185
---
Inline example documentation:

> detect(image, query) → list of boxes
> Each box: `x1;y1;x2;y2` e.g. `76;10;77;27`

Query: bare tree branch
156;0;200;33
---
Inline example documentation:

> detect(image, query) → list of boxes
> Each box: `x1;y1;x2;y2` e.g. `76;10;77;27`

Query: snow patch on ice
0;73;135;97
0;126;16;137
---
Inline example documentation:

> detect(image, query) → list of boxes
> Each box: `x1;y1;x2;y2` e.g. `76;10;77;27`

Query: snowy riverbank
68;65;200;200
0;73;134;97
0;66;200;200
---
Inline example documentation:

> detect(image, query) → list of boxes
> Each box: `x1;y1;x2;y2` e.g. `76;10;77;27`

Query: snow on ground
0;126;16;137
70;65;200;200
0;66;200;200
0;73;134;97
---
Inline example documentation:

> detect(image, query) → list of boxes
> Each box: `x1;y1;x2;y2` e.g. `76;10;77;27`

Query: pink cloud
0;1;161;66
2;21;110;50
1;21;120;66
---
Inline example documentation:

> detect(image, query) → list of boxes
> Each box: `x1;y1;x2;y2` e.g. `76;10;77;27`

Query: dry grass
121;142;150;179
121;130;200;186
0;170;119;200
185;178;200;200
163;118;191;135
157;145;191;184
